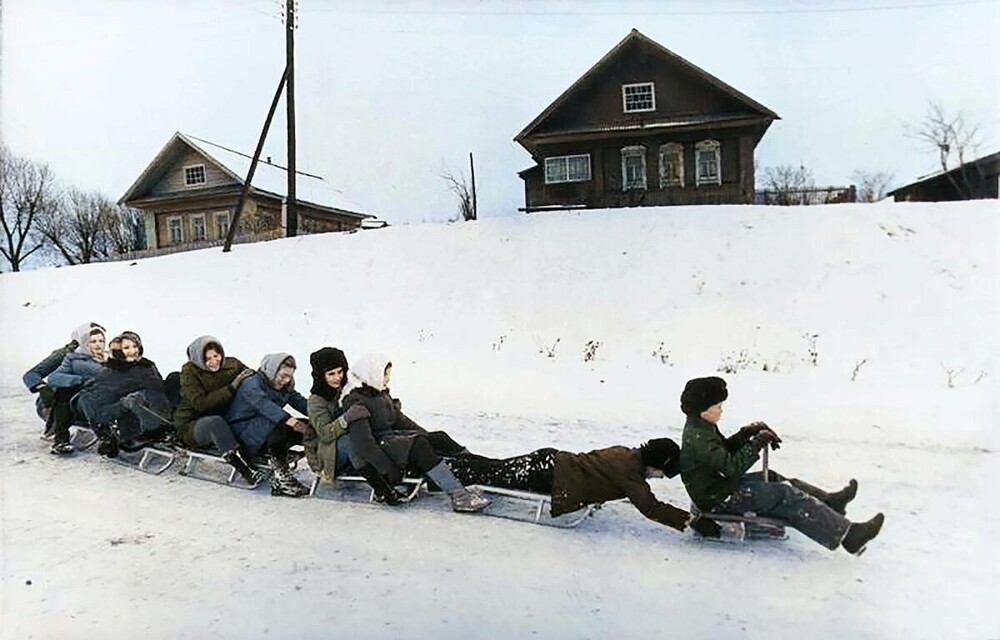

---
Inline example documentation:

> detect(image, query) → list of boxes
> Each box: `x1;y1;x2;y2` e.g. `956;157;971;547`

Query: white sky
2;0;998;224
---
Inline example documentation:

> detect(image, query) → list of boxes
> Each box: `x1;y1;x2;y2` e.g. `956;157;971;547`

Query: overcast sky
2;0;998;224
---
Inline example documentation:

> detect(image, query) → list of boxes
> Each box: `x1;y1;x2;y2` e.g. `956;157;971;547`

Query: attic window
544;154;591;184
622;82;655;113
184;164;206;186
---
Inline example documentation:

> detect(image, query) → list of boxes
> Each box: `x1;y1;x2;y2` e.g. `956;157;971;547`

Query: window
167;216;183;243
622;82;655;113
190;214;206;241
184;164;206;186
215;211;231;239
544;154;591;184
695;140;721;186
621;146;647;191
659;143;684;188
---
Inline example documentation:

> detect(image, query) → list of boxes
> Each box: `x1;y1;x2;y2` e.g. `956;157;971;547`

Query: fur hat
680;376;728;415
310;347;349;398
639;438;681;477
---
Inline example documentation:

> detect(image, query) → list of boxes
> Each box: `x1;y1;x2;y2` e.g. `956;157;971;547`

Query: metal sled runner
179;449;268;489
110;441;178;475
309;474;425;504
471;485;596;528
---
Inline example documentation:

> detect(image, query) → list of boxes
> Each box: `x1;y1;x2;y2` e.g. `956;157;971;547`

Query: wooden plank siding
150;149;238;196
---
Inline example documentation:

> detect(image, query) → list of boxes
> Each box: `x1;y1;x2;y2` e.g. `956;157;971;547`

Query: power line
298;0;997;17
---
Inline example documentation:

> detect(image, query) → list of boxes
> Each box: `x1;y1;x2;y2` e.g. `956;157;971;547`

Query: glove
229;368;254;392
690;516;722;538
289;418;315;438
750;428;782;451
738;421;769;438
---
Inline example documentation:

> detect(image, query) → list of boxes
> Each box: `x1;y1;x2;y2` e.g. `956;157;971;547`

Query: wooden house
515;29;779;211
888;150;1000;202
119;132;372;252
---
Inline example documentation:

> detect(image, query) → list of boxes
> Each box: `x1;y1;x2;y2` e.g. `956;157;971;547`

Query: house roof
515;29;779;145
887;149;1000;196
119;132;371;219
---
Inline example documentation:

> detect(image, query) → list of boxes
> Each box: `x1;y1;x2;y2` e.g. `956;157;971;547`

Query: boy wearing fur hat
447;439;721;535
678;376;884;554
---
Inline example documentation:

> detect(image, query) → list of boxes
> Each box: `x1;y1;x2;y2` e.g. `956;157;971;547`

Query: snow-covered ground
1;201;997;639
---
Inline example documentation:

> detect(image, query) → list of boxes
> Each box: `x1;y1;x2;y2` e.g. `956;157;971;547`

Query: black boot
356;465;406;505
268;454;309;497
223;448;265;486
841;513;885;555
94;423;119;458
827;479;858;515
49;440;74;456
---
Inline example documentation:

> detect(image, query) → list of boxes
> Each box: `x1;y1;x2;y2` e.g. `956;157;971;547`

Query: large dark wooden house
119;132;372;252
888;150;1000;202
515;29;779;211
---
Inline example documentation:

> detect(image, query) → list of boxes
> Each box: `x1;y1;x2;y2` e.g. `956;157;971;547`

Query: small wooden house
515;29;778;211
119;132;372;252
888;151;1000;202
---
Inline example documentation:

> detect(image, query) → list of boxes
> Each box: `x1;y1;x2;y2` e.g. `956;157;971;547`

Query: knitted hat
680;376;728;415
639;438;681;477
310;347;349;397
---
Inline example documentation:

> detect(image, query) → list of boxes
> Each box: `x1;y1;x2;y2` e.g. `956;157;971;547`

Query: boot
449;487;491;513
94;423;119;458
49;441;74;456
356;465;407;505
841;512;885;555
827;479;858;515
223;448;265;487
268;454;309;497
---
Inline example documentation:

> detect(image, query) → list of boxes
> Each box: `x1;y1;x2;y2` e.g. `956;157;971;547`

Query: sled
470;485;596;528
178;448;268;490
68;425;99;450
309;474;425;504
110;440;178;475
690;508;789;542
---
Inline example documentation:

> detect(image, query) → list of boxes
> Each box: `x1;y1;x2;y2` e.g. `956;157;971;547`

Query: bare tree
37;188;117;265
850;169;895;202
105;204;147;256
759;163;815;205
441;169;476;221
0;145;57;272
906;102;984;199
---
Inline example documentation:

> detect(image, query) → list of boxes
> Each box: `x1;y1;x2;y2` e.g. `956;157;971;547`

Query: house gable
119;132;243;204
515;29;777;152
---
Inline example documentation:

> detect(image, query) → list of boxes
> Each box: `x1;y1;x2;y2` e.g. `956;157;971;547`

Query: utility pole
285;0;297;237
469;152;478;220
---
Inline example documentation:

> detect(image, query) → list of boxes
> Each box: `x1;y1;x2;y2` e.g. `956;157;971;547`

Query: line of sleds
65;425;598;529
64;424;786;540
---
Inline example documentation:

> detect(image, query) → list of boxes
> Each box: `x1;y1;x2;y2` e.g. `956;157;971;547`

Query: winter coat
225;353;308;456
340;384;426;477
679;413;760;511
75;357;168;426
174;358;247;447
23;340;78;391
305;391;348;480
550;446;690;530
47;352;106;389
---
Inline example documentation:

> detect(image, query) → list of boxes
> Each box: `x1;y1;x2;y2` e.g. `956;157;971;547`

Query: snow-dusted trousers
713;471;850;549
446;448;558;494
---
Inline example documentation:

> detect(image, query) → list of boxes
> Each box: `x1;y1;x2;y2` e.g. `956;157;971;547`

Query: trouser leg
743;470;834;505
424;430;467;456
50;386;80;445
267;424;303;459
717;477;850;549
191;415;239;452
447;448;557;493
407;436;440;475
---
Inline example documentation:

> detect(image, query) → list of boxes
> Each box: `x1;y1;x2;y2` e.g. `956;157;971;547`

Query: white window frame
659;143;684;188
190;213;207;241
544;154;592;184
621;145;647;191
622;82;656;113
695;140;721;187
166;216;184;244
183;164;207;187
215;211;231;240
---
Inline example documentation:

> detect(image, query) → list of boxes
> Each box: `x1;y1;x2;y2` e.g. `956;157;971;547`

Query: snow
1;201;998;639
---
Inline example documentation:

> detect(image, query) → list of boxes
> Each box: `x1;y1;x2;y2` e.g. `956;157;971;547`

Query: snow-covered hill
1;201;997;639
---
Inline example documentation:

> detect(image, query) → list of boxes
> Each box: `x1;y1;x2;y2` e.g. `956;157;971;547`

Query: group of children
22;321;886;554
